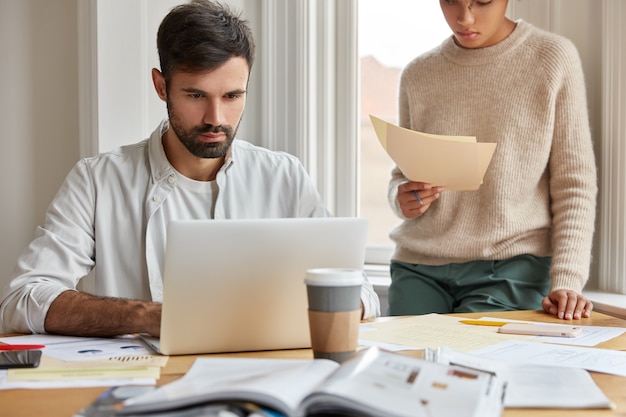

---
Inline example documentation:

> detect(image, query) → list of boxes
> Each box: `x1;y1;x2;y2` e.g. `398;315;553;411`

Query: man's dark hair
157;0;255;83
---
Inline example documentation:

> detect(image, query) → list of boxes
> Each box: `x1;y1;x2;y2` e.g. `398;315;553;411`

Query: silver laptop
141;217;367;355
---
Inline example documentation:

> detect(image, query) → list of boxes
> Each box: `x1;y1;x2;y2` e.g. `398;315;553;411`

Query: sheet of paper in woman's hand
370;115;497;190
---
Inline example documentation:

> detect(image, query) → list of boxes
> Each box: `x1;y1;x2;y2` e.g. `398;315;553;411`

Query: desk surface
2;310;626;417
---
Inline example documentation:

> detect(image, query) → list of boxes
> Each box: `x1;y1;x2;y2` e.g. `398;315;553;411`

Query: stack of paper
0;334;167;389
370;115;497;190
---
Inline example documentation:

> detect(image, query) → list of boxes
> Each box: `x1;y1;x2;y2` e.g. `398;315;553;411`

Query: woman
387;0;596;320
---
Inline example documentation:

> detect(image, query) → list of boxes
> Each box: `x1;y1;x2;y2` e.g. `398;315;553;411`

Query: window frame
255;0;360;217
255;0;393;265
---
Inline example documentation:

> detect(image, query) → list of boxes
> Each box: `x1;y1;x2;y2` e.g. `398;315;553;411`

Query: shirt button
167;175;175;185
153;195;161;202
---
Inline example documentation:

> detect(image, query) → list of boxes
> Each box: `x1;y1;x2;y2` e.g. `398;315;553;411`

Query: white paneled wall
598;0;626;294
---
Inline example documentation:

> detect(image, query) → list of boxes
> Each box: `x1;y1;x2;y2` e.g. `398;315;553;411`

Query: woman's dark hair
157;0;255;83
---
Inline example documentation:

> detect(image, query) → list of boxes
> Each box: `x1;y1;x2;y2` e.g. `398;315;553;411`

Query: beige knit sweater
389;20;597;293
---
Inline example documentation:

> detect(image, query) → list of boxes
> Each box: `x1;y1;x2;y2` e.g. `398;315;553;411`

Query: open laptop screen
151;217;367;355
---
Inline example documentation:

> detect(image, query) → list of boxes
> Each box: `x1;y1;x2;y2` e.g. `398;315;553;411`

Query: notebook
141;217;368;355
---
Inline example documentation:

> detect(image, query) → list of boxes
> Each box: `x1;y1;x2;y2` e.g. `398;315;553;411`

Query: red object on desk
0;344;45;351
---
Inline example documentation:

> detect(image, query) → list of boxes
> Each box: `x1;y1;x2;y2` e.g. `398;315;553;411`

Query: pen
0;344;45;351
404;176;422;204
459;320;527;327
411;189;423;204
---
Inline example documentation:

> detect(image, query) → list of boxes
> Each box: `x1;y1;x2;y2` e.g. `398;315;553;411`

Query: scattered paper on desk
470;339;626;377
7;365;160;382
0;369;156;390
358;324;424;351
477;316;626;346
359;313;531;352
0;334;153;361
0;352;162;388
436;346;613;409
358;338;423;352
370;115;497;190
0;334;165;390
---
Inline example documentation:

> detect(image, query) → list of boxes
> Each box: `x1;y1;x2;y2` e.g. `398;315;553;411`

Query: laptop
141;217;367;355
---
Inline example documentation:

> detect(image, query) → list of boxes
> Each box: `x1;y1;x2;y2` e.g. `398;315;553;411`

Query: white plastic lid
304;268;364;286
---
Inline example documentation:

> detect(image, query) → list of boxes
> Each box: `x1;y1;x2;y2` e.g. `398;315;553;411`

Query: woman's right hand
397;181;443;218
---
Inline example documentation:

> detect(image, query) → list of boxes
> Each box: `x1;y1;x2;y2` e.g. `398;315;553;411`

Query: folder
370;115;497;190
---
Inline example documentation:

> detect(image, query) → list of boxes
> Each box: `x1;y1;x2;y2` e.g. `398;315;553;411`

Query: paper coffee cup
305;268;363;363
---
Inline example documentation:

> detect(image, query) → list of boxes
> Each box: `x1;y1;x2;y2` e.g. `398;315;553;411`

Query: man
0;0;379;336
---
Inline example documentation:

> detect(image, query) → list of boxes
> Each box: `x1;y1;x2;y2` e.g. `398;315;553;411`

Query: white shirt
0;120;380;333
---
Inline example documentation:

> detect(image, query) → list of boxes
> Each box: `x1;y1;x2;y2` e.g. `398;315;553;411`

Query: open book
117;347;505;417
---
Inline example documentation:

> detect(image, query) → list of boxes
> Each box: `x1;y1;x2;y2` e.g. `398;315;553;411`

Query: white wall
0;0;79;287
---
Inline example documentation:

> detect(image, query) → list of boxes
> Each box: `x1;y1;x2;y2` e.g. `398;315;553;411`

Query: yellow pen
459;320;527;326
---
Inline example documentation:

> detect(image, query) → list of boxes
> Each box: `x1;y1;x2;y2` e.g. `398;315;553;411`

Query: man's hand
542;289;593;320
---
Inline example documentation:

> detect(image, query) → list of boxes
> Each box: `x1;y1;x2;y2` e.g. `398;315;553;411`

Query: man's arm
44;290;161;337
360;274;381;319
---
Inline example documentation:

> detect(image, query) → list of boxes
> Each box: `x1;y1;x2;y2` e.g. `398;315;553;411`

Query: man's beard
168;104;238;159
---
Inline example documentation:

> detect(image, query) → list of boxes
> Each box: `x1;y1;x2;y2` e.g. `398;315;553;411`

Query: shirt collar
148;119;175;183
148;119;237;183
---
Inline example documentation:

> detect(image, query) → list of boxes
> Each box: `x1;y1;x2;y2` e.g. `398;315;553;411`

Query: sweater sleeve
543;39;597;293
387;71;415;220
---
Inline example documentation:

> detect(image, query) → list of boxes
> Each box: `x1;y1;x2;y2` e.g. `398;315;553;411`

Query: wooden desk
2;310;626;417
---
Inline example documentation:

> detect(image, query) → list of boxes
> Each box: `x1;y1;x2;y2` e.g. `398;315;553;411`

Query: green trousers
388;255;551;316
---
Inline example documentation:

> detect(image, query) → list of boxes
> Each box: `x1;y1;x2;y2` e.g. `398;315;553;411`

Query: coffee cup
304;268;363;363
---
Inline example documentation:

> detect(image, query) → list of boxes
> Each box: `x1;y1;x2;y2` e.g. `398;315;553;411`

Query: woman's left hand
542;289;593;320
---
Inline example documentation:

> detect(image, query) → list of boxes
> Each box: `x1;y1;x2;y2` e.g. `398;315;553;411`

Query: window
357;0;450;263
